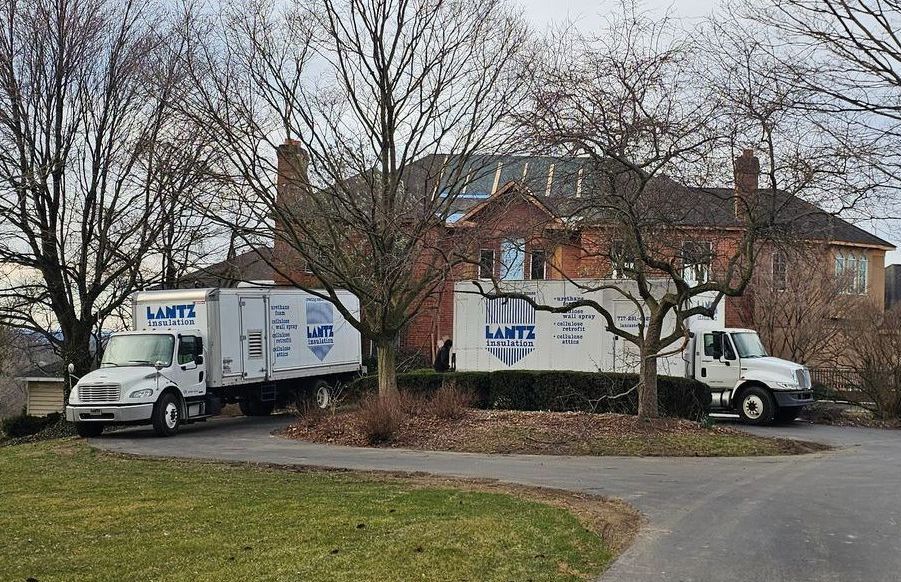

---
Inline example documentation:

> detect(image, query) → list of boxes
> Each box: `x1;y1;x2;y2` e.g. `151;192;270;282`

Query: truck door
697;331;741;388
241;297;268;381
174;334;207;397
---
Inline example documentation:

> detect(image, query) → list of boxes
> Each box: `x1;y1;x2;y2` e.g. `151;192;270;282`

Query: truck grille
795;368;812;390
77;384;120;403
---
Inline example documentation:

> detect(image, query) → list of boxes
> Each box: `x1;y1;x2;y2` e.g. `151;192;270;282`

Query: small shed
22;377;66;417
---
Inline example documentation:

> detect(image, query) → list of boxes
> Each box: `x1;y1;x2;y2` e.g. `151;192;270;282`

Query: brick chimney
273;139;310;284
733;148;759;220
276;139;309;205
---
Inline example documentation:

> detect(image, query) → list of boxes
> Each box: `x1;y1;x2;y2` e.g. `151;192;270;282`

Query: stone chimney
733;148;759;220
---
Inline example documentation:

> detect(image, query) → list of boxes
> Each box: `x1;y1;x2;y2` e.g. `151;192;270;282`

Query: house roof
173;247;274;288
415;154;894;249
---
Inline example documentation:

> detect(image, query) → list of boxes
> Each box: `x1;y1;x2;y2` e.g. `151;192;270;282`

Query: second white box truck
65;287;362;437
453;280;814;425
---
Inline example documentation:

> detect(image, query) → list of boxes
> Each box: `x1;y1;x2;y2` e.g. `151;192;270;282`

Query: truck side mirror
195;354;204;365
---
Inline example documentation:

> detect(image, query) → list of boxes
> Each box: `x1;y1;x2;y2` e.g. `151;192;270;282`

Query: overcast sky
514;0;901;264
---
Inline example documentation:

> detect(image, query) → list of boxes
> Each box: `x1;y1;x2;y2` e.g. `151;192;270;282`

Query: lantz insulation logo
484;297;536;366
305;298;334;361
144;304;197;327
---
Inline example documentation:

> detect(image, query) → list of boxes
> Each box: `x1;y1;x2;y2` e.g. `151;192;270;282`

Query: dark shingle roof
174;247;274;288
418;154;894;249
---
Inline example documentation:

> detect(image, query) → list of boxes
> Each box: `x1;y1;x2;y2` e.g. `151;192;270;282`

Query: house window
681;241;713;284
499;238;525;280
835;251;868;294
303;247;320;273
530;250;546;280
772;251;787;291
479;249;494;279
610;239;636;278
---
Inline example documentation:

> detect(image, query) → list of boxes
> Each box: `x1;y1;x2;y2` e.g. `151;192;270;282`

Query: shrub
349;370;710;421
356;395;404;444
429;381;474;420
1;412;61;439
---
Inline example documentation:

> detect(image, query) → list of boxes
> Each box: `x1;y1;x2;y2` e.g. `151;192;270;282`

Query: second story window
772;251;787;291
610;239;636;279
530;250;546;280
835;251;868;294
479;249;494;279
499;238;525;280
681;241;713;284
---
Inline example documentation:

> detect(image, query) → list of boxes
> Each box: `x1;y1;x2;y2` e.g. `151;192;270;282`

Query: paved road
94;417;901;582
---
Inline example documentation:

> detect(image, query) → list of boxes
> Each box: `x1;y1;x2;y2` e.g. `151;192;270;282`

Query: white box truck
65;287;362;437
453;280;814;425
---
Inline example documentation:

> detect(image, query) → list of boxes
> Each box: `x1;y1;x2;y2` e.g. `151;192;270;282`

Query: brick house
273;143;896;361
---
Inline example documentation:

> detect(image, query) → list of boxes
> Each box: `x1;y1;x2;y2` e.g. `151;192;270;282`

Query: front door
241;297;268;381
698;331;741;389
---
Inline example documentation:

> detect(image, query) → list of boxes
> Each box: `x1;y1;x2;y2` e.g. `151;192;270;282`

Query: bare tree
750;245;855;364
473;2;880;418
181;0;528;396
0;0;200;375
471;4;761;418
842;305;901;419
735;0;901;224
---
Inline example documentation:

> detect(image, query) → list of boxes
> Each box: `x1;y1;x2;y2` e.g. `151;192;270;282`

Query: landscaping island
0;440;637;582
285;405;828;457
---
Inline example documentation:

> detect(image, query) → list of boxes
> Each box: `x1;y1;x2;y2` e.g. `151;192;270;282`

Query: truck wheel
775;406;802;424
738;386;776;425
240;398;275;416
152;392;181;437
313;380;332;409
75;423;104;438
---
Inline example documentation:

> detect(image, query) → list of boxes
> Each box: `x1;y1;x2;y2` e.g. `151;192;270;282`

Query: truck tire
313;380;332;409
152;392;182;437
775;406;802;424
75;423;104;438
240;397;275;416
294;380;334;412
737;386;776;425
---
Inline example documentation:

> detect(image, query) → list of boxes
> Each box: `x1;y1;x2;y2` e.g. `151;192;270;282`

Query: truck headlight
129;388;154;399
773;382;800;391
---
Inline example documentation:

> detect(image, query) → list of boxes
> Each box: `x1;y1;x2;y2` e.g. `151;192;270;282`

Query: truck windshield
731;332;768;358
101;334;174;367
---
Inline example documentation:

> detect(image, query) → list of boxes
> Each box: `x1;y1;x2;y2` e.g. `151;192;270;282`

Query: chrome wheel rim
164;402;179;429
316;385;330;409
743;395;764;420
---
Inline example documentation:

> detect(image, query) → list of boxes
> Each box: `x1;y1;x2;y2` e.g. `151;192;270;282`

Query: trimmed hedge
351;369;710;421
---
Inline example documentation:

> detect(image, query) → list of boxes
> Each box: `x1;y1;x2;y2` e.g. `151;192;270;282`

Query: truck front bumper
773;390;815;407
65;403;154;424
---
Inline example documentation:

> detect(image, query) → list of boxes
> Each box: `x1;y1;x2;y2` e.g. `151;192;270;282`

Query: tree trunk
637;347;659;419
376;341;399;399
60;325;94;404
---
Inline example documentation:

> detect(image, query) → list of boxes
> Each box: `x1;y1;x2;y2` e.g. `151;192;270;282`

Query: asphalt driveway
93;417;901;582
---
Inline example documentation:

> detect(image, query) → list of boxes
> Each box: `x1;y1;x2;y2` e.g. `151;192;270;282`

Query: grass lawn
0;440;621;582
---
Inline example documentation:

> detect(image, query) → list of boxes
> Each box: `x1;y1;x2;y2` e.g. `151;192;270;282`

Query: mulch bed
282;409;829;457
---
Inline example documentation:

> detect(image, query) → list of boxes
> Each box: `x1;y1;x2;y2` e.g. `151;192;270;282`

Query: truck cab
65;330;211;438
688;324;815;424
